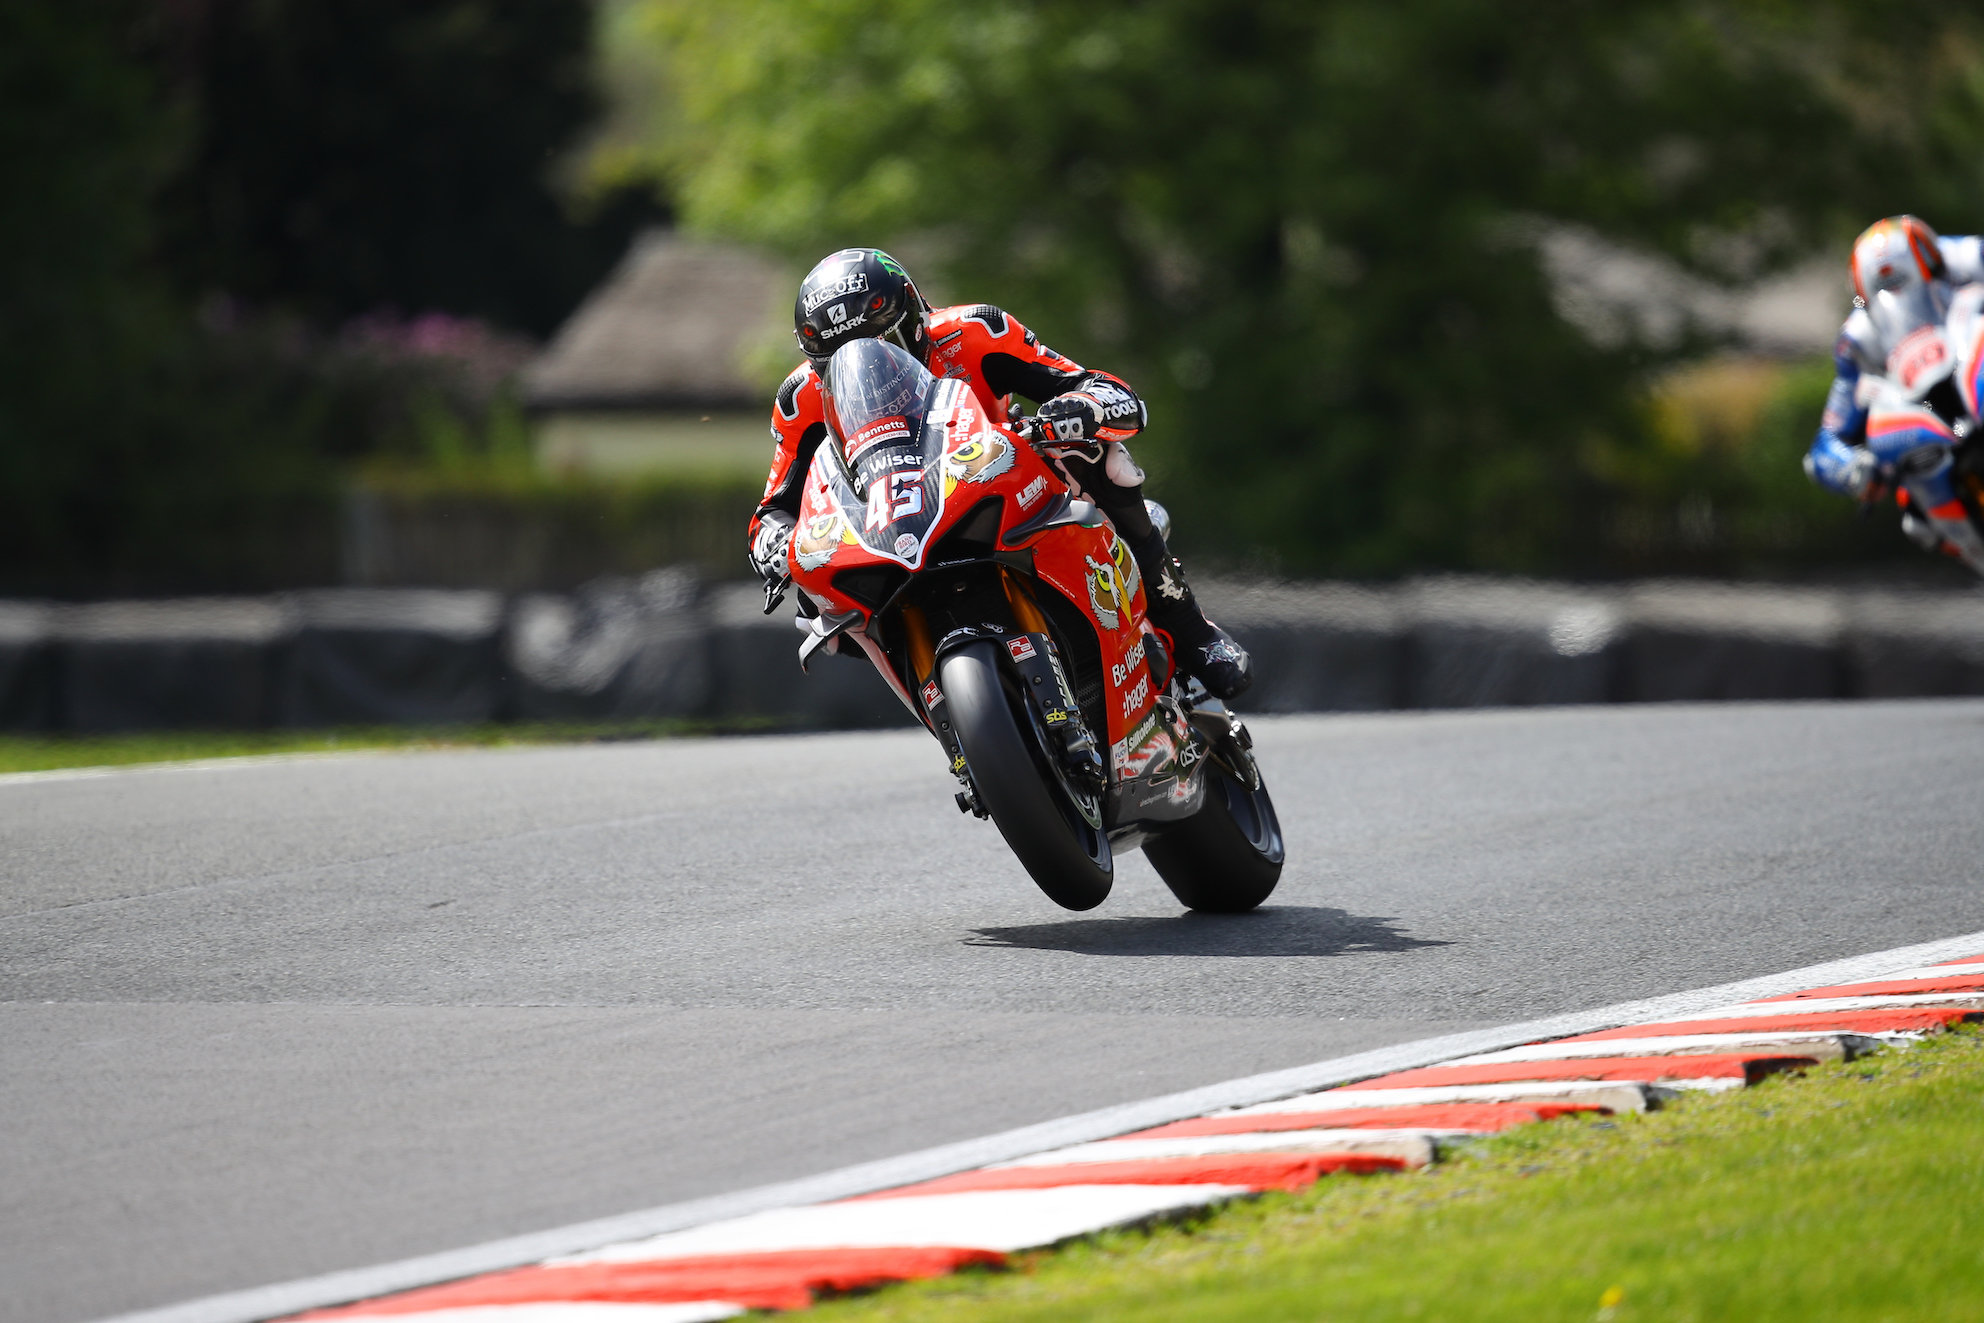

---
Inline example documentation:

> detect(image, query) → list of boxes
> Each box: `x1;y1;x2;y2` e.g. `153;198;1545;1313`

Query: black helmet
794;248;930;366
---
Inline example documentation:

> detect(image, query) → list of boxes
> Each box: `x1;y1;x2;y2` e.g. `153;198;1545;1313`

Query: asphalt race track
8;701;1984;1323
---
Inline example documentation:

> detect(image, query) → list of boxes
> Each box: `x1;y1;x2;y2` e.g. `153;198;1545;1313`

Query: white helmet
1851;215;1955;397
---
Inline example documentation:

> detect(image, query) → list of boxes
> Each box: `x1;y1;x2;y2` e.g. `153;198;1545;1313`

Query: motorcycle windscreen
1868;282;1956;397
820;338;950;565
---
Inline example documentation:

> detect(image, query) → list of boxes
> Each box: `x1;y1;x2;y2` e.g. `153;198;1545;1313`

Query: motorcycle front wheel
1144;766;1284;913
941;639;1113;910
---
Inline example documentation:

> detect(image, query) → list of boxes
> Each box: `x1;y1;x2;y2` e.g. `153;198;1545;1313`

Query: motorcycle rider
748;247;1253;698
1804;215;1984;569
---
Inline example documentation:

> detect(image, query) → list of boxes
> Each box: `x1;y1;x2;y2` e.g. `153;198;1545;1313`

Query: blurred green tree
0;1;186;583
0;0;656;592
156;0;662;336
630;0;1977;574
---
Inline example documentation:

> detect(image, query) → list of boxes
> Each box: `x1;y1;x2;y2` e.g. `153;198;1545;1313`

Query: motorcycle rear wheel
941;639;1113;910
1144;766;1284;913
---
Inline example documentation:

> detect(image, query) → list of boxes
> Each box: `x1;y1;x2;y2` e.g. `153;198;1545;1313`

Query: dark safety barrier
2;576;1982;731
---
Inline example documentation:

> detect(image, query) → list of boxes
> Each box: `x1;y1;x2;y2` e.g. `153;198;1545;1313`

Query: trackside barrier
1;576;1981;731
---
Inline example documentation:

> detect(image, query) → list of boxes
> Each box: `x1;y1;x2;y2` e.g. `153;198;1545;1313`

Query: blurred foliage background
7;0;1984;592
1;0;663;592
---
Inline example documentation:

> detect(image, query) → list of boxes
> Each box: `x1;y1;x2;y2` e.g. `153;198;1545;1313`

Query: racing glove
1078;376;1147;440
1033;392;1108;460
1803;437;1877;500
749;510;795;612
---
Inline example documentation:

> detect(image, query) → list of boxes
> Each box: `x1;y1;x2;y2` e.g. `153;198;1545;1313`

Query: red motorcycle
774;339;1283;911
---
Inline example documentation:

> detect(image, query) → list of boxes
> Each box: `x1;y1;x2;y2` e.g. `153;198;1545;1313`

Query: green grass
815;1030;1984;1322
0;720;774;775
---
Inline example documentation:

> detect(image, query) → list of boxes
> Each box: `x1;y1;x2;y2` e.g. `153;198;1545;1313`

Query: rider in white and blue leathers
1805;215;1984;571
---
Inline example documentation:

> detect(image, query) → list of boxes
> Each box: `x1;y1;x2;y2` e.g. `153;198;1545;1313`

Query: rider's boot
1904;455;1984;575
1924;510;1984;573
1123;524;1252;700
1899;511;1946;554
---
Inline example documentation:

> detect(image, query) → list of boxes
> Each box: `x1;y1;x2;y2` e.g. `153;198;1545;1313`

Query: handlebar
1013;412;1102;462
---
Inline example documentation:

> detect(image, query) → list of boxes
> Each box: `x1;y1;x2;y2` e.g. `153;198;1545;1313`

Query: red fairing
787;382;1162;763
1024;513;1159;750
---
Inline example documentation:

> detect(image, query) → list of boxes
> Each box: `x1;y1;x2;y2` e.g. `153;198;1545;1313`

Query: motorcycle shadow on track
963;906;1449;959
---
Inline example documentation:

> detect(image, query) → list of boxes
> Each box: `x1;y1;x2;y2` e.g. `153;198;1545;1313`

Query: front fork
899;602;983;816
901;583;1106;817
998;629;1107;792
995;569;1107;792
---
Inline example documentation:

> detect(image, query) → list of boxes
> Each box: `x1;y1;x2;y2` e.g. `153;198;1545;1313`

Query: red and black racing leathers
750;303;1147;549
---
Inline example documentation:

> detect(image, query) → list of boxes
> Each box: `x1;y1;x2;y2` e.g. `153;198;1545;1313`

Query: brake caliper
1001;631;1107;792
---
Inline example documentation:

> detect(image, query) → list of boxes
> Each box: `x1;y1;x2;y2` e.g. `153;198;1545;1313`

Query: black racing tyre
941;639;1113;910
1143;766;1284;913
